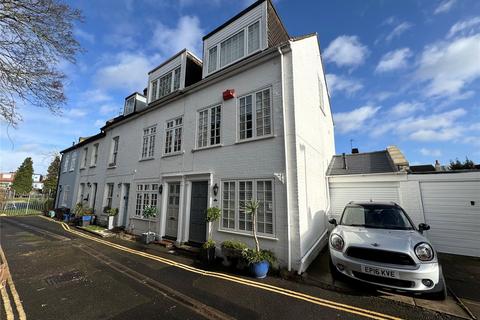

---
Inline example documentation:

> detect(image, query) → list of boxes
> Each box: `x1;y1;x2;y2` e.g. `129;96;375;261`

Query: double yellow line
54;217;401;320
0;245;26;320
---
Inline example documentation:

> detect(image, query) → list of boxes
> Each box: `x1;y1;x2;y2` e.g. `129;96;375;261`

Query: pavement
302;245;477;319
0;215;468;320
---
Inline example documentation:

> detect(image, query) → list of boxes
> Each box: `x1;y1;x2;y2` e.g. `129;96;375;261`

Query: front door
165;183;180;239
122;184;130;227
189;181;208;244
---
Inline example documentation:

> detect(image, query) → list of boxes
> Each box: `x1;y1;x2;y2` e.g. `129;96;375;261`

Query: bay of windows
239;88;272;140
150;67;181;102
141;126;157;159
197;105;221;148
164;116;183;155
221;179;274;235
135;183;159;217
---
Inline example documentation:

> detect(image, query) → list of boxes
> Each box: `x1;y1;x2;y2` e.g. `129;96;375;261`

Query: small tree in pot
142;205;157;244
201;207;221;264
106;208;118;230
242;200;276;278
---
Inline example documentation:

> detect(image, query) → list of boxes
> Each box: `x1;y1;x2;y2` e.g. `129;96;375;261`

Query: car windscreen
340;205;414;230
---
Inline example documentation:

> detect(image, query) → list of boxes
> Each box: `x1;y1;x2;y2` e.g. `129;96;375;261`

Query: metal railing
0;190;54;216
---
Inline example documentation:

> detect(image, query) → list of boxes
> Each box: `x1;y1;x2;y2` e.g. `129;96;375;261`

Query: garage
420;180;480;257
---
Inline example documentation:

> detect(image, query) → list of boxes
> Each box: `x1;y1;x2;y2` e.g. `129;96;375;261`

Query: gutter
278;45;292;271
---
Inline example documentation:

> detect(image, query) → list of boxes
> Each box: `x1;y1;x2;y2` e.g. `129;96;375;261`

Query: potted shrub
142;205;157;244
76;203;94;226
106;208;118;230
200;207;221;264
242;200;276;278
221;240;248;267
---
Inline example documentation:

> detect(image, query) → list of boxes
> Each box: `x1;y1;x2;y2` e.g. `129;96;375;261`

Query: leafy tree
12;157;33;194
42;155;60;197
0;0;83;126
448;157;476;170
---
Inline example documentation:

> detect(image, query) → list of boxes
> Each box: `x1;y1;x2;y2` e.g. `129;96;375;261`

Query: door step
175;243;200;254
158;239;175;249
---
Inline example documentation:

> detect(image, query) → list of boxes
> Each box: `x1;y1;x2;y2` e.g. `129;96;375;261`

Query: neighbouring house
32;174;44;191
327;146;480;258
0;172;15;189
55;0;335;272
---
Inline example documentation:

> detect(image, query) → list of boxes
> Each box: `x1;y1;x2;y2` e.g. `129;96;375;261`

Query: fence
0;189;54;216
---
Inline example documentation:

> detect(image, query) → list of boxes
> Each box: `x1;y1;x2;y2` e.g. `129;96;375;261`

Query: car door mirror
328;218;337;226
418;223;430;233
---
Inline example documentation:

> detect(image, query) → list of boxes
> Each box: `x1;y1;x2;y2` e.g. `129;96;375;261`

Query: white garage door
420;181;480;257
329;182;400;219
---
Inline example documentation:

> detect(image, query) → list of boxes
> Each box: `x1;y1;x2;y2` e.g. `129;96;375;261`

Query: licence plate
361;265;399;279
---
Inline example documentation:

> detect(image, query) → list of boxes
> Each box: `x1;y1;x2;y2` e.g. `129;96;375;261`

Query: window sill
89;165;96;168
139;157;155;162
191;144;223;153
79;167;86;170
217;228;278;241
162;151;184;158
107;164;117;169
130;216;158;222
235;135;275;145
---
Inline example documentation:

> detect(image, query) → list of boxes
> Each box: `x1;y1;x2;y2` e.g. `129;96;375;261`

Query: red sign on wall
223;89;235;100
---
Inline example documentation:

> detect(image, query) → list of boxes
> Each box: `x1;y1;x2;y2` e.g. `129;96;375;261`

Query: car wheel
329;257;343;280
424;274;447;300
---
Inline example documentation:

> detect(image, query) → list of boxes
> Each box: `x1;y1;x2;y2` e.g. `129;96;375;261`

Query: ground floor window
135;183;159;217
105;183;114;209
221;179;274;235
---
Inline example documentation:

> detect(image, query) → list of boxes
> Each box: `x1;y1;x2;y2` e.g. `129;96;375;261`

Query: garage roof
327;151;398;176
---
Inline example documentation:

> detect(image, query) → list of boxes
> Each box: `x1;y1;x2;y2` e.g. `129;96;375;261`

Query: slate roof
326;151;398;176
409;165;436;173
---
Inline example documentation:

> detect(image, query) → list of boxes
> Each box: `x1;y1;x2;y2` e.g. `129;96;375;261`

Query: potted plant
200;207;221;264
221;240;248;267
142;205;157;244
242;200;276;278
106;208;118;230
75;203;94;226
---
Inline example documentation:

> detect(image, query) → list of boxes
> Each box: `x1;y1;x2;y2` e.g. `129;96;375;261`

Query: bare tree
0;0;83;126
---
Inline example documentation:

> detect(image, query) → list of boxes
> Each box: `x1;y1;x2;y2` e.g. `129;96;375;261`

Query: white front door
165;183;180;238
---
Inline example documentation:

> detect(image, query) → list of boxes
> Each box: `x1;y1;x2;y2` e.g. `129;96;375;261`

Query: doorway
188;181;208;244
165;182;180;239
121;183;130;227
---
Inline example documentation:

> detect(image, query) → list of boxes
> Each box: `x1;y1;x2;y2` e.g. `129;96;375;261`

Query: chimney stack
352;148;359;154
435;160;442;171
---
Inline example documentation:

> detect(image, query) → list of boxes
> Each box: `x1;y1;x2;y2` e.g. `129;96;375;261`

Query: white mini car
328;201;446;300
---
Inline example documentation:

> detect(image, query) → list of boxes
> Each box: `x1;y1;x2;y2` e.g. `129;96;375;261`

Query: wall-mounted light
59;185;63;191
87;182;91;187
159;184;163;194
213;183;219;196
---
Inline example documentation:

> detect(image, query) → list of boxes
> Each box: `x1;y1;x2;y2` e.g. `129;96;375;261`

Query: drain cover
44;270;85;287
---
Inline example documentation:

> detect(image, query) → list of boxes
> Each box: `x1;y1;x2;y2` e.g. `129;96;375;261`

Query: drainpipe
278;45;292;271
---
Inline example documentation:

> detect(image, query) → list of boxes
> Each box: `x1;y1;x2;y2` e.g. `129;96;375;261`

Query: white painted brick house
56;0;335;272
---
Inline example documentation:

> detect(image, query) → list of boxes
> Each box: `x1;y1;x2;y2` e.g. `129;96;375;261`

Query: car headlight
330;233;344;251
415;242;434;261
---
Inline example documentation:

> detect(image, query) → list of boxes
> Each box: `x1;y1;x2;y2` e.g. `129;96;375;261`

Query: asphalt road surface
0;216;455;320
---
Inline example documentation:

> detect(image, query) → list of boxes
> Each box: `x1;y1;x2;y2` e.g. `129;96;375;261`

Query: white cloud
385;22;413;42
323;35;369;68
80;89;112;104
447;17;480;38
151;15;204;57
376;48;412;73
420;148;442;157
95;52;153;91
74;28;95;44
325;74;363;96
65;108;87;118
94;119;105;127
390;101;423;117
334;106;380;134
99;104;120;116
416;34;480;97
409;128;462;141
434;0;457;14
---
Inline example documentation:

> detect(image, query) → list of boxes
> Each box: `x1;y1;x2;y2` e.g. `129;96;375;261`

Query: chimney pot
352;148;359;154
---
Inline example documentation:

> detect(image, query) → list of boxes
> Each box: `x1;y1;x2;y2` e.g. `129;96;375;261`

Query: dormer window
150;66;181;102
124;97;135;115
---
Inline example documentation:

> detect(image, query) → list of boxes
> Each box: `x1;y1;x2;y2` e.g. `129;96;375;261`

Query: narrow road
0;216;452;320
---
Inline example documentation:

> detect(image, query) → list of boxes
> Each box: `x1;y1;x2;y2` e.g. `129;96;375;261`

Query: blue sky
1;0;479;174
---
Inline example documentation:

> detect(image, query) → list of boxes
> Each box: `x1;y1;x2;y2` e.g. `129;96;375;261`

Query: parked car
328;201;446;300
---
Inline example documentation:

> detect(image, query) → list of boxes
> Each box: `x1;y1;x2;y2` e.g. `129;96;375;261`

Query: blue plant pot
63;213;70;222
82;215;92;222
250;260;269;279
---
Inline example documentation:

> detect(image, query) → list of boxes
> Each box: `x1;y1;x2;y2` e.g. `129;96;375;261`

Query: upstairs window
91;143;99;166
124;97;135;115
207;20;261;74
150;66;181;102
197;105;221;148
69;152;77;171
81;147;88;169
62;154;70;173
141;126;157;159
109;137;119;167
164;116;183;155
239;88;272;140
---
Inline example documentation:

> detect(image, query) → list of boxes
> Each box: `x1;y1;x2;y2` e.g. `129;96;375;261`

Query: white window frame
196;104;222;149
78;183;85;204
105;183;114;209
206;19;262;75
109;137;119;167
124;96;135;115
62;185;70;206
135;183;159;218
141;125;157;160
237;87;273;141
164;116;183;155
91;143;99;167
81;147;88;169
62;154;70;173
219;179;275;236
150;66;181;102
69;152;77;171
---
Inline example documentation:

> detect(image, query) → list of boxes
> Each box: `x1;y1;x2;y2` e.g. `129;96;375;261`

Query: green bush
43;198;54;212
202;239;216;249
221;240;247;250
242;248;276;265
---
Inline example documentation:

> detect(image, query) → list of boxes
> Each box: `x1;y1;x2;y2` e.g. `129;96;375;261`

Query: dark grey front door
189;181;208;244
